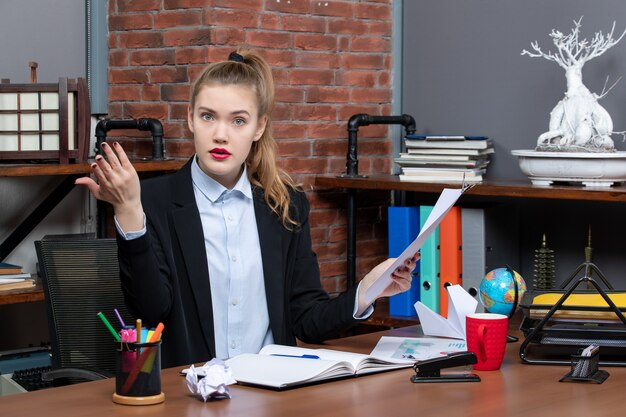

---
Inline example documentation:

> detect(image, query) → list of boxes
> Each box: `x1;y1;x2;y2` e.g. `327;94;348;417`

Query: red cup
465;313;508;371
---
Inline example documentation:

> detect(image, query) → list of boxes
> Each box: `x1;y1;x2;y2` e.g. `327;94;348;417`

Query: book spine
419;206;440;313
387;207;421;316
439;206;462;318
461;208;485;312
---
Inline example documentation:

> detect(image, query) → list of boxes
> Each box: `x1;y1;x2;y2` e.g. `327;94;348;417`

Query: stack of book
0;262;35;291
395;135;494;183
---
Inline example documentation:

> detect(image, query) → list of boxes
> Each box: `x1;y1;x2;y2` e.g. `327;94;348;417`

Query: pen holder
559;348;609;384
112;341;165;405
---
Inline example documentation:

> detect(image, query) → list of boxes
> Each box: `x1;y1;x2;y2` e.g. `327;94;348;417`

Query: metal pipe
95;118;165;160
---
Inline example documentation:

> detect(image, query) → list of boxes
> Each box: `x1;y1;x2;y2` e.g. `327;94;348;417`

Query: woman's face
187;83;267;189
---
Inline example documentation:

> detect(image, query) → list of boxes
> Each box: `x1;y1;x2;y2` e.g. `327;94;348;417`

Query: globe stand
506;266;519;343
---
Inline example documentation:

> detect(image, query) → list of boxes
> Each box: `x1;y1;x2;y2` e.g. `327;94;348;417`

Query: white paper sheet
414;284;478;340
370;336;468;362
363;187;466;305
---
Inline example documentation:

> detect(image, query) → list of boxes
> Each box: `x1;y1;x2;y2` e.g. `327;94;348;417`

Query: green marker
97;311;121;342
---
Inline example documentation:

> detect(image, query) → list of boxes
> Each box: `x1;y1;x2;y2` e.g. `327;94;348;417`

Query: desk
0;325;622;417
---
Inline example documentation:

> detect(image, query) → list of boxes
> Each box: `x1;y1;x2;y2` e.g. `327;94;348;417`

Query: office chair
35;235;134;384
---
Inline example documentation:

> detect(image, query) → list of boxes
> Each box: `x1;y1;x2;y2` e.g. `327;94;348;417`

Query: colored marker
114;308;126;328
97;312;121;342
271;354;320;359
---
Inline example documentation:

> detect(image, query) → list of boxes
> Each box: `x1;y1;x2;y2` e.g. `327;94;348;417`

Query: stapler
411;351;481;383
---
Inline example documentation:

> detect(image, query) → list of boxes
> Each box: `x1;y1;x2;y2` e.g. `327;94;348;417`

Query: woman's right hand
74;141;144;232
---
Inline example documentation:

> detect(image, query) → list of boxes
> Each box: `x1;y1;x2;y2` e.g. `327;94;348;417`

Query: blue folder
387;207;420;316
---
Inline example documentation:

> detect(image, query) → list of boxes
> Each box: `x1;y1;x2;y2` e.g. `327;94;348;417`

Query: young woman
76;49;418;368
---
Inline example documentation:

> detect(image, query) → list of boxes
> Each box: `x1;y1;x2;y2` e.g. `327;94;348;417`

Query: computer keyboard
11;366;54;391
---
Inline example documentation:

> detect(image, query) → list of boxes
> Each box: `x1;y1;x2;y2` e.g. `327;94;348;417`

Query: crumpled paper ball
185;358;236;401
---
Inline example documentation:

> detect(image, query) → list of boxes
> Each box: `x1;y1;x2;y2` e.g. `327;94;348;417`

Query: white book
401;167;484;176
399;175;483;183
219;344;412;389
405;139;494;150
407;148;495;156
398;153;479;161
0;273;31;281
395;159;489;168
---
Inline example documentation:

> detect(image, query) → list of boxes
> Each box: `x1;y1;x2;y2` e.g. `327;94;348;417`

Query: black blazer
117;158;361;368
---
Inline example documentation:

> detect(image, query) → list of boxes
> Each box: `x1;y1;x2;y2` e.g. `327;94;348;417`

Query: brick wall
107;0;395;294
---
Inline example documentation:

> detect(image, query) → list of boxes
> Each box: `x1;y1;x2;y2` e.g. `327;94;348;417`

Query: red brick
154;10;203;28
349;87;391;103
293;105;336;121
246;31;292;49
315;242;346;260
149;67;188;83
294;34;337;51
210;27;245;45
142;84;161;101
170;103;190;120
295;52;339;69
207;9;258;28
260;50;295;68
356;3;391;20
307;122;345;139
360;140;391;156
265;0;309;14
130;49;176;66
368;20;391;36
306;86;350;103
109;14;153;31
119;32;163;49
272;103;293;121
109;68;149;84
319;261;347;279
212;0;263;10
259;14;280;30
283;157;328;174
109;85;141;101
161;84;191;101
289;69;334;86
339;54;384;70
327;19;369;35
336;70;377;87
124;103;169;120
275;86;304;103
163;28;212;46
109;50;129;67
313;139;347;156
116;0;161;12
165;139;195;157
339;105;382;120
164;0;208;9
311;1;354;18
273;122;307;140
276;140;311;157
175;47;208;64
282;15;326;33
351;36;390;52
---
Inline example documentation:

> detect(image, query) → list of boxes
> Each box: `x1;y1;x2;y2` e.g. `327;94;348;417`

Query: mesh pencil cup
112;340;165;405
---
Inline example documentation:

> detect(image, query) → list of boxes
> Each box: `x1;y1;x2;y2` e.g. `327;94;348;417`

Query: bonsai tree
522;17;626;152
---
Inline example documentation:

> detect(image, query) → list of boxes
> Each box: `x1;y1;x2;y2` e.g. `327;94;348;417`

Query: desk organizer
518;264;626;366
559;349;609;383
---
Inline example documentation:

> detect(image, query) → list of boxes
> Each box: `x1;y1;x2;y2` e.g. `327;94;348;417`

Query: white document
363;187;466;305
414;284;478;340
370;336;468;362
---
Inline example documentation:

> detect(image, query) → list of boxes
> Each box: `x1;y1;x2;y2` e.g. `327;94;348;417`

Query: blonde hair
190;48;299;228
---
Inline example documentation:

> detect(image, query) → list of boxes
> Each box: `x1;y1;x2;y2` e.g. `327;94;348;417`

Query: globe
479;268;527;316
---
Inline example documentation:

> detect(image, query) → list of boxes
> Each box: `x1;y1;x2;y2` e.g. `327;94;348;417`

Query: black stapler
411;351;481;383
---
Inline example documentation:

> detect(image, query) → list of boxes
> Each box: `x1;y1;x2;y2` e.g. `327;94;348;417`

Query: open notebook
221;344;413;389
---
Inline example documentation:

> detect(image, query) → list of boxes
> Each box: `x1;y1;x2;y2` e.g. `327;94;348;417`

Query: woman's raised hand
75;141;144;232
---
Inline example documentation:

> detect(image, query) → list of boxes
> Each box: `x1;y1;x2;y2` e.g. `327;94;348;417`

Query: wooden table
0;325;623;417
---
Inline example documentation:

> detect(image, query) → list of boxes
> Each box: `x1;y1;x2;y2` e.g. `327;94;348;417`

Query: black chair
35;235;134;384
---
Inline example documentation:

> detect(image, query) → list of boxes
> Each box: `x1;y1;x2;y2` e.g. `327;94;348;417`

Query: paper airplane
414;284;478;340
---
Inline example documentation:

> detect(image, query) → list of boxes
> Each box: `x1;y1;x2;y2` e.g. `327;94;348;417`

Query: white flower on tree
522;17;626;152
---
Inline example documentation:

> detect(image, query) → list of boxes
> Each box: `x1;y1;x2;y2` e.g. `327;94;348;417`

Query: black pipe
345;114;416;177
95;118;165;160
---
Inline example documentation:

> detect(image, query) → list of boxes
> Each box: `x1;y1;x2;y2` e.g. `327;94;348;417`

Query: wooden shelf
315;174;626;203
0;159;187;177
0;281;44;305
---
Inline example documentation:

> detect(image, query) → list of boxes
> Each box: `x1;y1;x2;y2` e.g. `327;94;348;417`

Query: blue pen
271;354;320;359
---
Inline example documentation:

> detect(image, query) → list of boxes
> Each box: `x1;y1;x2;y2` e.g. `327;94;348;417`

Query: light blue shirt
190;159;273;359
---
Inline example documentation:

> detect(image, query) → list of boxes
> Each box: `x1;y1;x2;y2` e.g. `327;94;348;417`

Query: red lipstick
209;148;231;160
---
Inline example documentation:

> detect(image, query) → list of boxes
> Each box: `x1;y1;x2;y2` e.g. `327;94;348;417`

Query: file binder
387;207;421;316
420;205;440;313
439;206;462;318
